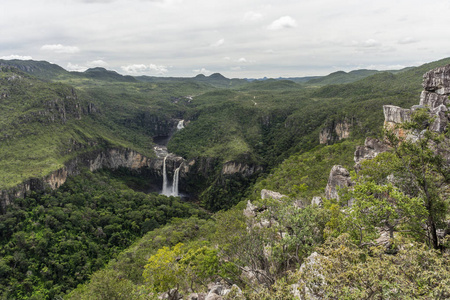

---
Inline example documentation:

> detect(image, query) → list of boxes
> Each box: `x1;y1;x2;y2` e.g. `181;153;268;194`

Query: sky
1;0;450;78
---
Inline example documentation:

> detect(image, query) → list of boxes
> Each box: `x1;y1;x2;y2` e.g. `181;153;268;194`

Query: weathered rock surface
319;120;351;144
383;105;411;124
221;161;263;177
311;196;323;207
325;165;353;202
420;90;450;108
0;148;155;213
261;189;287;200
354;137;390;169
422;64;450;94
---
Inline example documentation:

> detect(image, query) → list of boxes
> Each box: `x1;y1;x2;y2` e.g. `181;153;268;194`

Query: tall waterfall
161;155;181;197
161;155;170;196
171;166;181;197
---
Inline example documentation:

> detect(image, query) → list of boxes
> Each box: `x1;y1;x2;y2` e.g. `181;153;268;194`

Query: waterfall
161;155;182;197
177;120;185;130
161;155;170;196
171;166;181;196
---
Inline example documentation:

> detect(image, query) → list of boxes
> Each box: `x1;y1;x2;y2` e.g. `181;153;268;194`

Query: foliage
297;234;450;299
251;140;359;200
0;170;205;299
340;180;427;244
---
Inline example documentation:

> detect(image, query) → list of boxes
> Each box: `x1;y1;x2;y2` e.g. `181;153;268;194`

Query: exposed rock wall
325;165;353;203
222;161;263;177
354;137;391;169
0;148;154;213
384;64;450;135
319;120;351;144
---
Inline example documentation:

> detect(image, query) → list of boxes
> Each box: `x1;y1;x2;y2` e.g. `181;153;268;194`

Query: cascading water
171;166;181;196
161;155;182;197
177;120;185;130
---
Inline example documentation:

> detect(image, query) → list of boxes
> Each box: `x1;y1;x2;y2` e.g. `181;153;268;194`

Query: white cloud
238;57;248;63
87;60;109;68
268;16;297;30
398;37;418;44
66;60;109;72
121;63;168;75
66;63;87;72
223;57;231;60
362;39;380;48
41;44;80;54
243;11;263;22
193;67;212;75
210;38;225;47
0;55;33;60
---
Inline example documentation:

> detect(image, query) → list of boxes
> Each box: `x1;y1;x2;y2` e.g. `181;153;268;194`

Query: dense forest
0;58;449;299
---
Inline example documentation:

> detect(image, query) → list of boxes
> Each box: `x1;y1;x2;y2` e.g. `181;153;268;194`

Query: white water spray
177;120;185;130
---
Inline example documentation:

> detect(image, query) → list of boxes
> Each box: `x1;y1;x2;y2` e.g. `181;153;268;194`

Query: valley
0;58;449;299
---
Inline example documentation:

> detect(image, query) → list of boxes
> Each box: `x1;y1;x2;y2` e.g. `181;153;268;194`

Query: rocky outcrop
325;165;353;203
260;189;287;200
221;161;263;177
385;64;450;136
383;105;411;124
422;65;450;95
354;137;390;169
319;120;351;144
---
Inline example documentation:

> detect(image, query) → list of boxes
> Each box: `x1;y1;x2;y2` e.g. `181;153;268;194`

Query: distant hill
306;69;381;85
0;59;68;80
76;67;137;82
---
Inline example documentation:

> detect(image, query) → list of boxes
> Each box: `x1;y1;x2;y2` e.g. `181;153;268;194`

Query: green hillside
1;58;450;299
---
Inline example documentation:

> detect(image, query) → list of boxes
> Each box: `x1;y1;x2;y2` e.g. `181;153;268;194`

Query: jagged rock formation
325;165;353;203
260;189;287;200
221;161;263;177
319;119;351;144
354;137;391;169
384;64;450;135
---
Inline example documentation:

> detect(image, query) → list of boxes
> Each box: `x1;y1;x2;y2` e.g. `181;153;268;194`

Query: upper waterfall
177;120;185;130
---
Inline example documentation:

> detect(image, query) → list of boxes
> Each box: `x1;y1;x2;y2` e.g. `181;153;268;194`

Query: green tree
384;108;450;249
143;243;185;300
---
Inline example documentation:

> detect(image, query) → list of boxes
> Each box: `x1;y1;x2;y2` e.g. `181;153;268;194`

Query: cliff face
384;64;450;136
319;119;351;144
0;148;154;213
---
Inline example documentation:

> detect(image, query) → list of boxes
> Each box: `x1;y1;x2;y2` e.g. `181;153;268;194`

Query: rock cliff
324;165;353;203
0;148;154;213
354;137;391;169
319;119;351;144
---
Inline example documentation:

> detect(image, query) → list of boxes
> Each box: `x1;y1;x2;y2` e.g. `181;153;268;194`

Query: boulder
325;165;353;202
383;105;411;124
430;104;449;133
354;137;390;168
243;200;258;218
311;196;323;207
422;64;450;95
419;90;450;108
261;189;287;200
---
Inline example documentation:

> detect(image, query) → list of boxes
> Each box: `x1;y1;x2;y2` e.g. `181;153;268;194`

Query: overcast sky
1;0;450;78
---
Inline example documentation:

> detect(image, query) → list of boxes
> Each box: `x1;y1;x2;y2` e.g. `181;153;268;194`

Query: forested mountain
0;58;449;299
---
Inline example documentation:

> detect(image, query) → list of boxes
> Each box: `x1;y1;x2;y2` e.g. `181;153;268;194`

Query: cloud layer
0;0;449;77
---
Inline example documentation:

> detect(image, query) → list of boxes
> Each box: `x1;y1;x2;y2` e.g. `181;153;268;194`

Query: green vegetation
0;169;206;299
1;58;450;299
